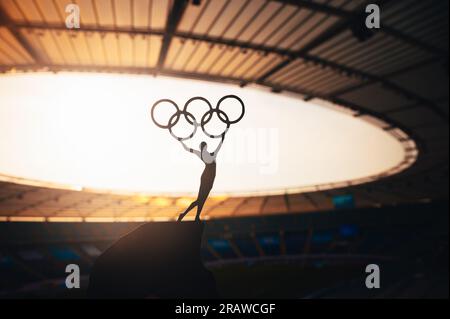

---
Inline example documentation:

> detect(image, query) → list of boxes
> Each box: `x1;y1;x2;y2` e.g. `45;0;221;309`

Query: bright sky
0;72;406;196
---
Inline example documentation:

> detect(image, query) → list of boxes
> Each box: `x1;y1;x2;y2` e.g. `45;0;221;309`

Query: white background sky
0;72;405;196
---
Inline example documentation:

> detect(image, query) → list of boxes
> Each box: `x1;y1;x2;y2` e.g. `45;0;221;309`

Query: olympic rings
201;108;230;138
169;111;198;141
151;99;180;129
183;97;213;125
150;95;245;142
216;95;245;124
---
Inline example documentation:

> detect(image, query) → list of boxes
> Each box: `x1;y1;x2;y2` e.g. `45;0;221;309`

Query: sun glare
0;72;414;196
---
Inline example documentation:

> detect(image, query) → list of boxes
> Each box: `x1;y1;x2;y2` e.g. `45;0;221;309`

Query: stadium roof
0;0;448;221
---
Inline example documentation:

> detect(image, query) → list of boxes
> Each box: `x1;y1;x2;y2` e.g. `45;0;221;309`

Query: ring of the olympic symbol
168;110;198;141
151;95;245;141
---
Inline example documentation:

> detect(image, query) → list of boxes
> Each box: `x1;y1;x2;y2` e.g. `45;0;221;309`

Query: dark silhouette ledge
87;221;218;299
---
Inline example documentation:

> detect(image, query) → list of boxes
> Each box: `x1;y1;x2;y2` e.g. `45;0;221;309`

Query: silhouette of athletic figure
178;133;225;222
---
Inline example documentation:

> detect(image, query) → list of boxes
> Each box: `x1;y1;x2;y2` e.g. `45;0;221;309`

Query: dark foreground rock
87;221;218;299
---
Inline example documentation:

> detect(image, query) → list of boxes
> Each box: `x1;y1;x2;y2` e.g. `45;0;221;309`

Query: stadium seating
0;201;448;298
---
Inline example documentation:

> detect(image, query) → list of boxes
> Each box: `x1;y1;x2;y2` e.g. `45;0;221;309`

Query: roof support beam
157;0;189;70
382;25;448;58
329;57;444;97
273;0;353;17
3;0;444;59
9;22;295;57
11;22;165;37
275;0;446;58
300;55;448;121
256;0;383;84
7;8;446;63
0;63;243;86
0;9;45;64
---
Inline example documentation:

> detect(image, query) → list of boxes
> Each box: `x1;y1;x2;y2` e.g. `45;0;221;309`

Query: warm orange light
153;197;172;207
84;217;116;223
48;217;83;222
210;195;229;202
176;197;194;207
134;195;151;204
114;217;148;222
8;217;46;222
148;217;173;222
0;72;415;197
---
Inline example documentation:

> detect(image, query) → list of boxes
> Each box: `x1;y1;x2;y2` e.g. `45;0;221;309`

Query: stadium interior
0;0;448;298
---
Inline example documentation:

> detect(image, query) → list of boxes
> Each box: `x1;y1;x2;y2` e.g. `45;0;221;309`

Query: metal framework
0;1;446;122
0;0;447;220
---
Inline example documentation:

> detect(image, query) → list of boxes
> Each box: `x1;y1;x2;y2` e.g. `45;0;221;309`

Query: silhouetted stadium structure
1;202;448;298
0;0;448;298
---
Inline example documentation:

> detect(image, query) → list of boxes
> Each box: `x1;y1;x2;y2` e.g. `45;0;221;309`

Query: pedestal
88;221;218;299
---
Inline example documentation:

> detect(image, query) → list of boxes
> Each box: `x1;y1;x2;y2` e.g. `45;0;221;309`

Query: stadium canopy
0;0;448;222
